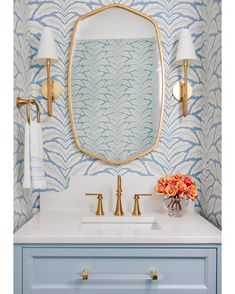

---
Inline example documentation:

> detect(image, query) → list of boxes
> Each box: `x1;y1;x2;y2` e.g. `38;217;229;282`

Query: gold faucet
114;175;124;216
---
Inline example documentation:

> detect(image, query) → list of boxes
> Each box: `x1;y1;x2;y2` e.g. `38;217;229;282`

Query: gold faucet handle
132;194;152;216
85;193;105;216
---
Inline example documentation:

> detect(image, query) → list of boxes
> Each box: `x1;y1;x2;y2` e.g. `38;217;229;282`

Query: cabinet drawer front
23;247;216;294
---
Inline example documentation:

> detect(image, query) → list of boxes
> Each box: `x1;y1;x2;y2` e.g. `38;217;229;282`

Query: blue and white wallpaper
72;38;160;162
14;0;221;231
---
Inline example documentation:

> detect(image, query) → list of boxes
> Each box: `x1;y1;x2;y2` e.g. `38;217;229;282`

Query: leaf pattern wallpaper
14;0;221;231
71;38;161;162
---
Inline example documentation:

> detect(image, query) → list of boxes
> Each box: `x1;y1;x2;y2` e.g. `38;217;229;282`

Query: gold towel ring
30;99;40;123
16;97;41;123
26;100;31;124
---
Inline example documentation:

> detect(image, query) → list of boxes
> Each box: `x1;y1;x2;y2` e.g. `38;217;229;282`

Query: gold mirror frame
68;3;165;164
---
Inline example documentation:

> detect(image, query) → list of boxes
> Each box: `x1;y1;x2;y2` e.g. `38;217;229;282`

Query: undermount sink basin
80;216;159;234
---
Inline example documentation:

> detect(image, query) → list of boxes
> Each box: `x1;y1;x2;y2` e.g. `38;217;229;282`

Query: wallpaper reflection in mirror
71;37;161;162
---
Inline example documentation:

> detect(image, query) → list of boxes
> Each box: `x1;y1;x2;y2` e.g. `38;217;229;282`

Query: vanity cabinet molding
14;244;221;294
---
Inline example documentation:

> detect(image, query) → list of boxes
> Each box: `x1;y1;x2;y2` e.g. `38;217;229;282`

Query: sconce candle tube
46;58;52;117
183;59;189;117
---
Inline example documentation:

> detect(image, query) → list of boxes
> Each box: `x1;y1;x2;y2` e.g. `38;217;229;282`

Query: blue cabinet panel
14;245;23;294
14;244;221;294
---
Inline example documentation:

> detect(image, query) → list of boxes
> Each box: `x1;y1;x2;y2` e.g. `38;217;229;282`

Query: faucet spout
114;175;124;216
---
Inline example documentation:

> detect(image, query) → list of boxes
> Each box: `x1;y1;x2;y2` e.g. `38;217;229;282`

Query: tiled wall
14;0;221;231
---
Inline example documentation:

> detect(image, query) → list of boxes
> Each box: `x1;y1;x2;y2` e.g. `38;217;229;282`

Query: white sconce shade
35;27;61;117
36;27;58;63
176;29;197;63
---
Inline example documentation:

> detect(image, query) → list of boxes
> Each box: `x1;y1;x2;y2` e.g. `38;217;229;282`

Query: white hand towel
23;121;46;189
29;121;46;189
23;122;31;188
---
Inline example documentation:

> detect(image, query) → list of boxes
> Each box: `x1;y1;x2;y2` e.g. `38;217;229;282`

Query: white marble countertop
14;211;221;244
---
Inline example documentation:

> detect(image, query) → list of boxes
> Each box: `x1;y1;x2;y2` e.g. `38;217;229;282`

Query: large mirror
68;4;165;164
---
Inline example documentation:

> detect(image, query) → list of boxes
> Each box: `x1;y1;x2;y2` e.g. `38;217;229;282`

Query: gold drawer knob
81;268;89;280
151;269;158;280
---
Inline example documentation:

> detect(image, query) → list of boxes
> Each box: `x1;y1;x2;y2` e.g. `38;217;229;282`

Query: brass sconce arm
173;59;192;117
41;61;61;117
173;28;197;117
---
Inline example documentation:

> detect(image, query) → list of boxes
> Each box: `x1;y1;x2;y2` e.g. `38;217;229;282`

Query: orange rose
155;183;165;194
186;184;198;200
158;177;166;186
165;176;177;185
176;180;187;196
175;173;185;180
184;176;195;187
165;184;177;196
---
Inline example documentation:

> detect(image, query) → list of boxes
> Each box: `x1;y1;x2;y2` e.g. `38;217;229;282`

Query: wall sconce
35;27;61;117
173;29;197;117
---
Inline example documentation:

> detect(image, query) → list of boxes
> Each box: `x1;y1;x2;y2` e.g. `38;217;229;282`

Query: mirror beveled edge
68;3;165;165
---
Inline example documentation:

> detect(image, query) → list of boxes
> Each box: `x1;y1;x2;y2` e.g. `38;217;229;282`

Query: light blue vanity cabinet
14;244;221;294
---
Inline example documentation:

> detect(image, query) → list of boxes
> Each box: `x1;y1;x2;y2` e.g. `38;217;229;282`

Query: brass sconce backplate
41;80;62;101
172;81;192;101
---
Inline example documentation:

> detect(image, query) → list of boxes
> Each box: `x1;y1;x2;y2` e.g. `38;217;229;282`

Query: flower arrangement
155;173;198;216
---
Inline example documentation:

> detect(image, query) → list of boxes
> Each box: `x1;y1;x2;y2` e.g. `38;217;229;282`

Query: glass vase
163;194;189;217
